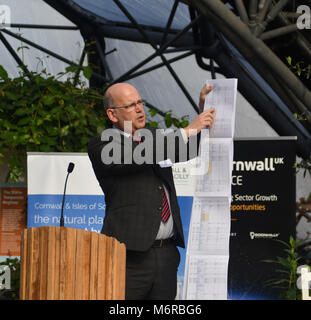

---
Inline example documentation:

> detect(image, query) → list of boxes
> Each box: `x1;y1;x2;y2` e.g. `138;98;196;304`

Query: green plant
0;64;107;183
147;107;189;129
0;257;20;300
286;56;311;80
286;55;311;127
263;236;309;300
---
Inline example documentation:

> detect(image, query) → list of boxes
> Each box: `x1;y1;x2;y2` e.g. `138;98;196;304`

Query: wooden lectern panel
19;226;126;300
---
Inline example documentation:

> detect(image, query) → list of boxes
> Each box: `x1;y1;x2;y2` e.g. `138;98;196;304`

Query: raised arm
184;84;216;138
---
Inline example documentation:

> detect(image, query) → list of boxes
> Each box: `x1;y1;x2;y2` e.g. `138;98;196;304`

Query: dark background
228;139;296;300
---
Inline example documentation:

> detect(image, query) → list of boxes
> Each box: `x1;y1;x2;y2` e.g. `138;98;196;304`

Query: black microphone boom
60;162;75;227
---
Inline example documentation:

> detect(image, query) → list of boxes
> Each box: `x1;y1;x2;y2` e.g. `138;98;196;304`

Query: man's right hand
184;107;216;137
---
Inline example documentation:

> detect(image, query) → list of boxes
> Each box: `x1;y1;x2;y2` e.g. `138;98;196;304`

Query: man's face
107;85;146;134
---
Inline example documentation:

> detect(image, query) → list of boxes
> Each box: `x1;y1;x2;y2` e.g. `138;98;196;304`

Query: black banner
228;138;296;300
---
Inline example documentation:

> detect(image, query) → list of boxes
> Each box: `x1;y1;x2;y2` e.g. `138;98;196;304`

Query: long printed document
204;79;237;139
183;78;237;300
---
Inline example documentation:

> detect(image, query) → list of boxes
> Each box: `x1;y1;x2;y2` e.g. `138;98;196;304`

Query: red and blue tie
161;189;171;223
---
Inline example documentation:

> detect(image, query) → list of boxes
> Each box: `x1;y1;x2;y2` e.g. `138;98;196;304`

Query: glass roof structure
1;0;310;158
72;0;191;29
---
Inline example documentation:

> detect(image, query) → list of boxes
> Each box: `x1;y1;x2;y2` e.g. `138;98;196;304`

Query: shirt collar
112;125;141;139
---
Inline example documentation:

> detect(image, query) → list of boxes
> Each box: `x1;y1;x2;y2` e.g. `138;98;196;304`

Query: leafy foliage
0;64;107;182
263;236;309;300
146;107;189;129
286;56;311;80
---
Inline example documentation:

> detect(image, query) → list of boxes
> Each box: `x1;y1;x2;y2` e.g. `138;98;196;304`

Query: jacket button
158;185;163;190
158;206;162;211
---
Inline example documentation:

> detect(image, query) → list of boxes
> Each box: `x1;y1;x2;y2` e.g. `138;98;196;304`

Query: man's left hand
199;84;214;110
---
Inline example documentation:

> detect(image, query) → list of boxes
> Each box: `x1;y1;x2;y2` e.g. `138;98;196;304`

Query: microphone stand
60;163;74;227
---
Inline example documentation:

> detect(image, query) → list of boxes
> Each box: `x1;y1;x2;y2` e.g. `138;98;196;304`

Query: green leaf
0;65;9;80
17;46;30;52
13;108;30;116
149;108;158;117
148;121;158;128
36;118;44;126
47;86;62;96
289;236;295;248
82;66;93;80
65;104;78;116
275;269;290;275
265;278;289;286
5;91;21;101
164;112;173;128
276;256;291;267
41;95;55;106
17;117;31;126
172;118;181;128
263;259;278;264
296;238;309;247
65;65;78;73
275;239;291;249
181;120;189;128
60;125;70;137
286;288;297;300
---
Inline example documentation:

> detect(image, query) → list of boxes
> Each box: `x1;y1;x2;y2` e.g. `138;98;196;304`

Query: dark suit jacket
87;126;200;252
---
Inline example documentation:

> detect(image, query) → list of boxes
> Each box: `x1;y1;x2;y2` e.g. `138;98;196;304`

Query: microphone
60;162;75;227
67;162;74;173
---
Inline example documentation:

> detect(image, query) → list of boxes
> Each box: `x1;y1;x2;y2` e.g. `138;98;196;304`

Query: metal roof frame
0;0;310;159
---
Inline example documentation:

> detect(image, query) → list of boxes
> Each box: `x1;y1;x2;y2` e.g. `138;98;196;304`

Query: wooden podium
19;226;126;300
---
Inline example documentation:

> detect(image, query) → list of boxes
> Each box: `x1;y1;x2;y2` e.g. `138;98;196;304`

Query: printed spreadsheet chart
182;78;237;300
183;255;229;300
205;79;237;139
195;139;233;197
187;197;231;256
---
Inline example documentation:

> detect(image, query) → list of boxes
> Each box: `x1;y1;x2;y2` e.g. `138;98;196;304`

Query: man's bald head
104;83;146;133
104;83;139;109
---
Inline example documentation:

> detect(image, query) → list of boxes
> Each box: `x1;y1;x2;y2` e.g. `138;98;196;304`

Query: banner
228;138;296;300
0;186;27;256
27;153;105;232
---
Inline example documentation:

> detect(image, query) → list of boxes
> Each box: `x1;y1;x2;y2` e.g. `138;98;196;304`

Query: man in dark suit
88;82;215;299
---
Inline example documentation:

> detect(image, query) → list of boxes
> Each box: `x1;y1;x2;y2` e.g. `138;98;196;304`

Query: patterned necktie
161;189;171;223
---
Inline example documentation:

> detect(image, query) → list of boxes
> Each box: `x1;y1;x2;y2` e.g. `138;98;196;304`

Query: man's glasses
110;99;145;112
